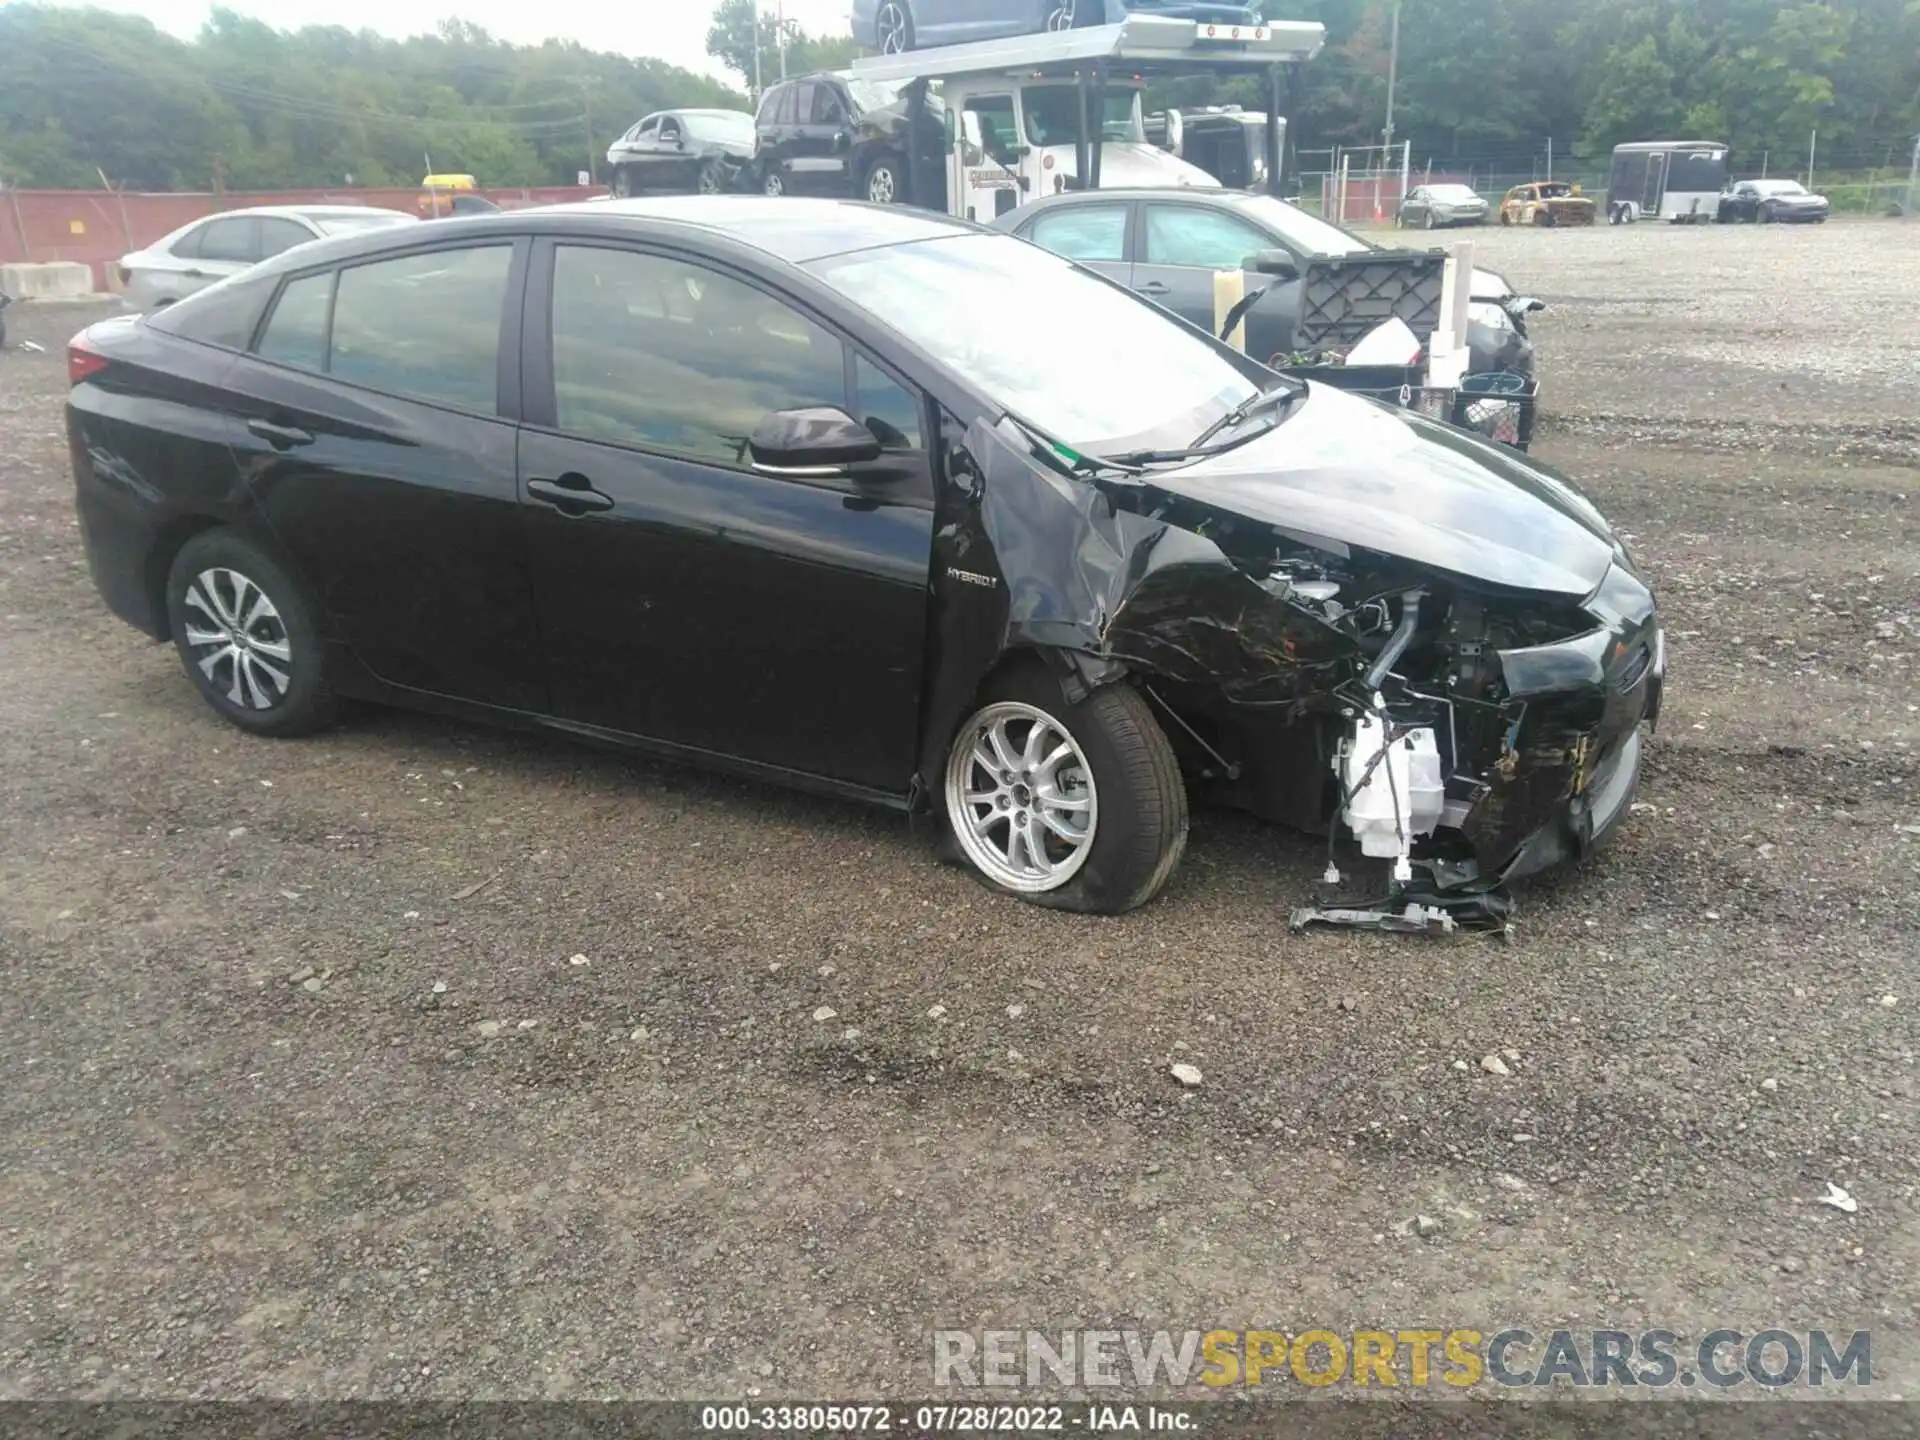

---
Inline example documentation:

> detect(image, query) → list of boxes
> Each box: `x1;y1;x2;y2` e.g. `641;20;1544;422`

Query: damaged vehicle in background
994;187;1546;449
64;197;1661;926
606;109;757;197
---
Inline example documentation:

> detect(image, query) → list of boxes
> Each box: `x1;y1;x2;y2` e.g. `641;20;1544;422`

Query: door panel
229;241;546;710
518;241;935;790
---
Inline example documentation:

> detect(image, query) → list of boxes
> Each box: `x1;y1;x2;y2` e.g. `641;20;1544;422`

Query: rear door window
257;217;316;259
1025;205;1129;263
253;246;512;412
196;217;260;263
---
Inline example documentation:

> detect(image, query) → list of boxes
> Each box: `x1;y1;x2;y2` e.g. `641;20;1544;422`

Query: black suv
752;72;944;208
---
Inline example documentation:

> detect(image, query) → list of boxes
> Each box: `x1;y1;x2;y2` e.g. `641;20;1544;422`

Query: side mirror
749;407;881;475
1244;248;1298;280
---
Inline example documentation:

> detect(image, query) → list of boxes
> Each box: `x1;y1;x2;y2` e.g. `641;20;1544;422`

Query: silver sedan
1398;183;1489;229
118;205;417;313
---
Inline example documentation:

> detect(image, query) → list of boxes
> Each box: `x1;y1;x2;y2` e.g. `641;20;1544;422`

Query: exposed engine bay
921;406;1666;934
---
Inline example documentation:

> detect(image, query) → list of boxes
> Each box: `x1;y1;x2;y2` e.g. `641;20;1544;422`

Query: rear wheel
1758;204;1775;224
1534;208;1554;227
166;529;337;738
941;669;1187;914
696;160;725;195
1423;210;1437;229
763;170;785;196
611;166;633;199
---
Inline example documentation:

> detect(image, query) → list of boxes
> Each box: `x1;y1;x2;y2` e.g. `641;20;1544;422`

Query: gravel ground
1;219;1917;1404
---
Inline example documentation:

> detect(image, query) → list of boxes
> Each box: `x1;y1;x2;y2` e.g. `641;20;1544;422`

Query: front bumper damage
919;409;1663;932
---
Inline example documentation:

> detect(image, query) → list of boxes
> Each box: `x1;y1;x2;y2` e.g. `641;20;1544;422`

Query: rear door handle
246;417;313;449
1135;281;1171;296
526;474;615;514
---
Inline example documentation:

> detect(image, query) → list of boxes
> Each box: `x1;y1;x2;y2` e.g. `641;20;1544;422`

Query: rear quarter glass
147;271;279;350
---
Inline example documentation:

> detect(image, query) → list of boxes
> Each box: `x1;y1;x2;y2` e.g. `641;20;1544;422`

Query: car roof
188;204;412;222
234;196;984;277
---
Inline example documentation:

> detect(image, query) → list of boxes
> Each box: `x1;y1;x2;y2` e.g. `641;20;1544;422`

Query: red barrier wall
0;186;606;291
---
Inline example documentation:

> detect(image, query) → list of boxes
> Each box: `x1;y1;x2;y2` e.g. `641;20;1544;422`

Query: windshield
682;113;754;146
1023;86;1144;145
807;234;1257;455
1427;184;1479;202
1539;182;1574;197
1750;179;1805;196
311;211;417;235
1223;193;1371;256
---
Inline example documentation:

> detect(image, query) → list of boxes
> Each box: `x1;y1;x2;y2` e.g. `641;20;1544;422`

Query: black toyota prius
67;196;1662;921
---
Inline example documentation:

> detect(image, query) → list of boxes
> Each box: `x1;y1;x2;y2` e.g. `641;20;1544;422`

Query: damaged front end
923;386;1664;930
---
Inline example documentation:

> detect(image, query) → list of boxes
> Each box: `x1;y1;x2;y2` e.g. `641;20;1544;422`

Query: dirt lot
1;219;1916;1403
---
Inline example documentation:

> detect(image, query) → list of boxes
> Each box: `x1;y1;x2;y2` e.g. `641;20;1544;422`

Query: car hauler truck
843;13;1478;414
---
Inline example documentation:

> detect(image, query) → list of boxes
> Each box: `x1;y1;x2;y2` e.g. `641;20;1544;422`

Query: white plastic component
1344;316;1421;367
1337;698;1444;873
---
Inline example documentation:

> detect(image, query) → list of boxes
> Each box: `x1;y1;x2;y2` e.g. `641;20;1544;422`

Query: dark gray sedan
1397;182;1489;229
993;187;1540;439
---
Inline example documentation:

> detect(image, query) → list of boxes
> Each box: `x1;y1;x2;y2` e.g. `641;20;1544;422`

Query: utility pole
1381;0;1400;154
1807;127;1817;189
752;0;763;99
1906;132;1919;217
777;0;787;79
583;80;595;186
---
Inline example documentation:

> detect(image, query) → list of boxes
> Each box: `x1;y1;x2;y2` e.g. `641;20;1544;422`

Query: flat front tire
941;669;1187;914
166;529;337;738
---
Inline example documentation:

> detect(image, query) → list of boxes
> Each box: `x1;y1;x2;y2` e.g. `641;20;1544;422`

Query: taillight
68;342;110;386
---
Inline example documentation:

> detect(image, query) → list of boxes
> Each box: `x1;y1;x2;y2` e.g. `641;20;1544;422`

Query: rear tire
940;668;1187;915
763;170;785;196
696;159;725;195
165;529;338;738
611;166;633;199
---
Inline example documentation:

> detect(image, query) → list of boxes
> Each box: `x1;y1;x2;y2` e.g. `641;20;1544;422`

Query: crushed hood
1038;142;1220;190
1143;383;1622;597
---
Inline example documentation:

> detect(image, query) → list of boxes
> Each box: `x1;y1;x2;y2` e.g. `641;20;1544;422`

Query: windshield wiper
1187;381;1304;452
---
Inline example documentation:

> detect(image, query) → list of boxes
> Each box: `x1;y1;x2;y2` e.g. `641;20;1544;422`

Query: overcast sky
94;0;855;85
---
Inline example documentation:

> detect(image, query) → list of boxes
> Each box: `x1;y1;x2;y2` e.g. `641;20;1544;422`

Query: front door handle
246;417;313;449
1135;281;1171;296
526;473;615;514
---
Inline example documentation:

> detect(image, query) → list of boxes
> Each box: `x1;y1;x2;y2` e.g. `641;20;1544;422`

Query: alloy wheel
764;172;784;196
946;701;1098;893
867;165;897;204
698;164;722;195
182;567;293;711
875;1;910;53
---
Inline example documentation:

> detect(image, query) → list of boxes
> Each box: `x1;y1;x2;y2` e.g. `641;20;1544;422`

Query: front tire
941;669;1187;914
1423;210;1437;230
864;156;903;204
763;170;785;196
696;159;724;195
611;166;633;199
166;529;337;738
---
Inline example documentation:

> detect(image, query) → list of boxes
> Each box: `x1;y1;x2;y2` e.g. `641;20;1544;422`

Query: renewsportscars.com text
932;1328;1871;1390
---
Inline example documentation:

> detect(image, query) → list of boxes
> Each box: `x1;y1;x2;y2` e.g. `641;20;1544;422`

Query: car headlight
1468;300;1512;333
